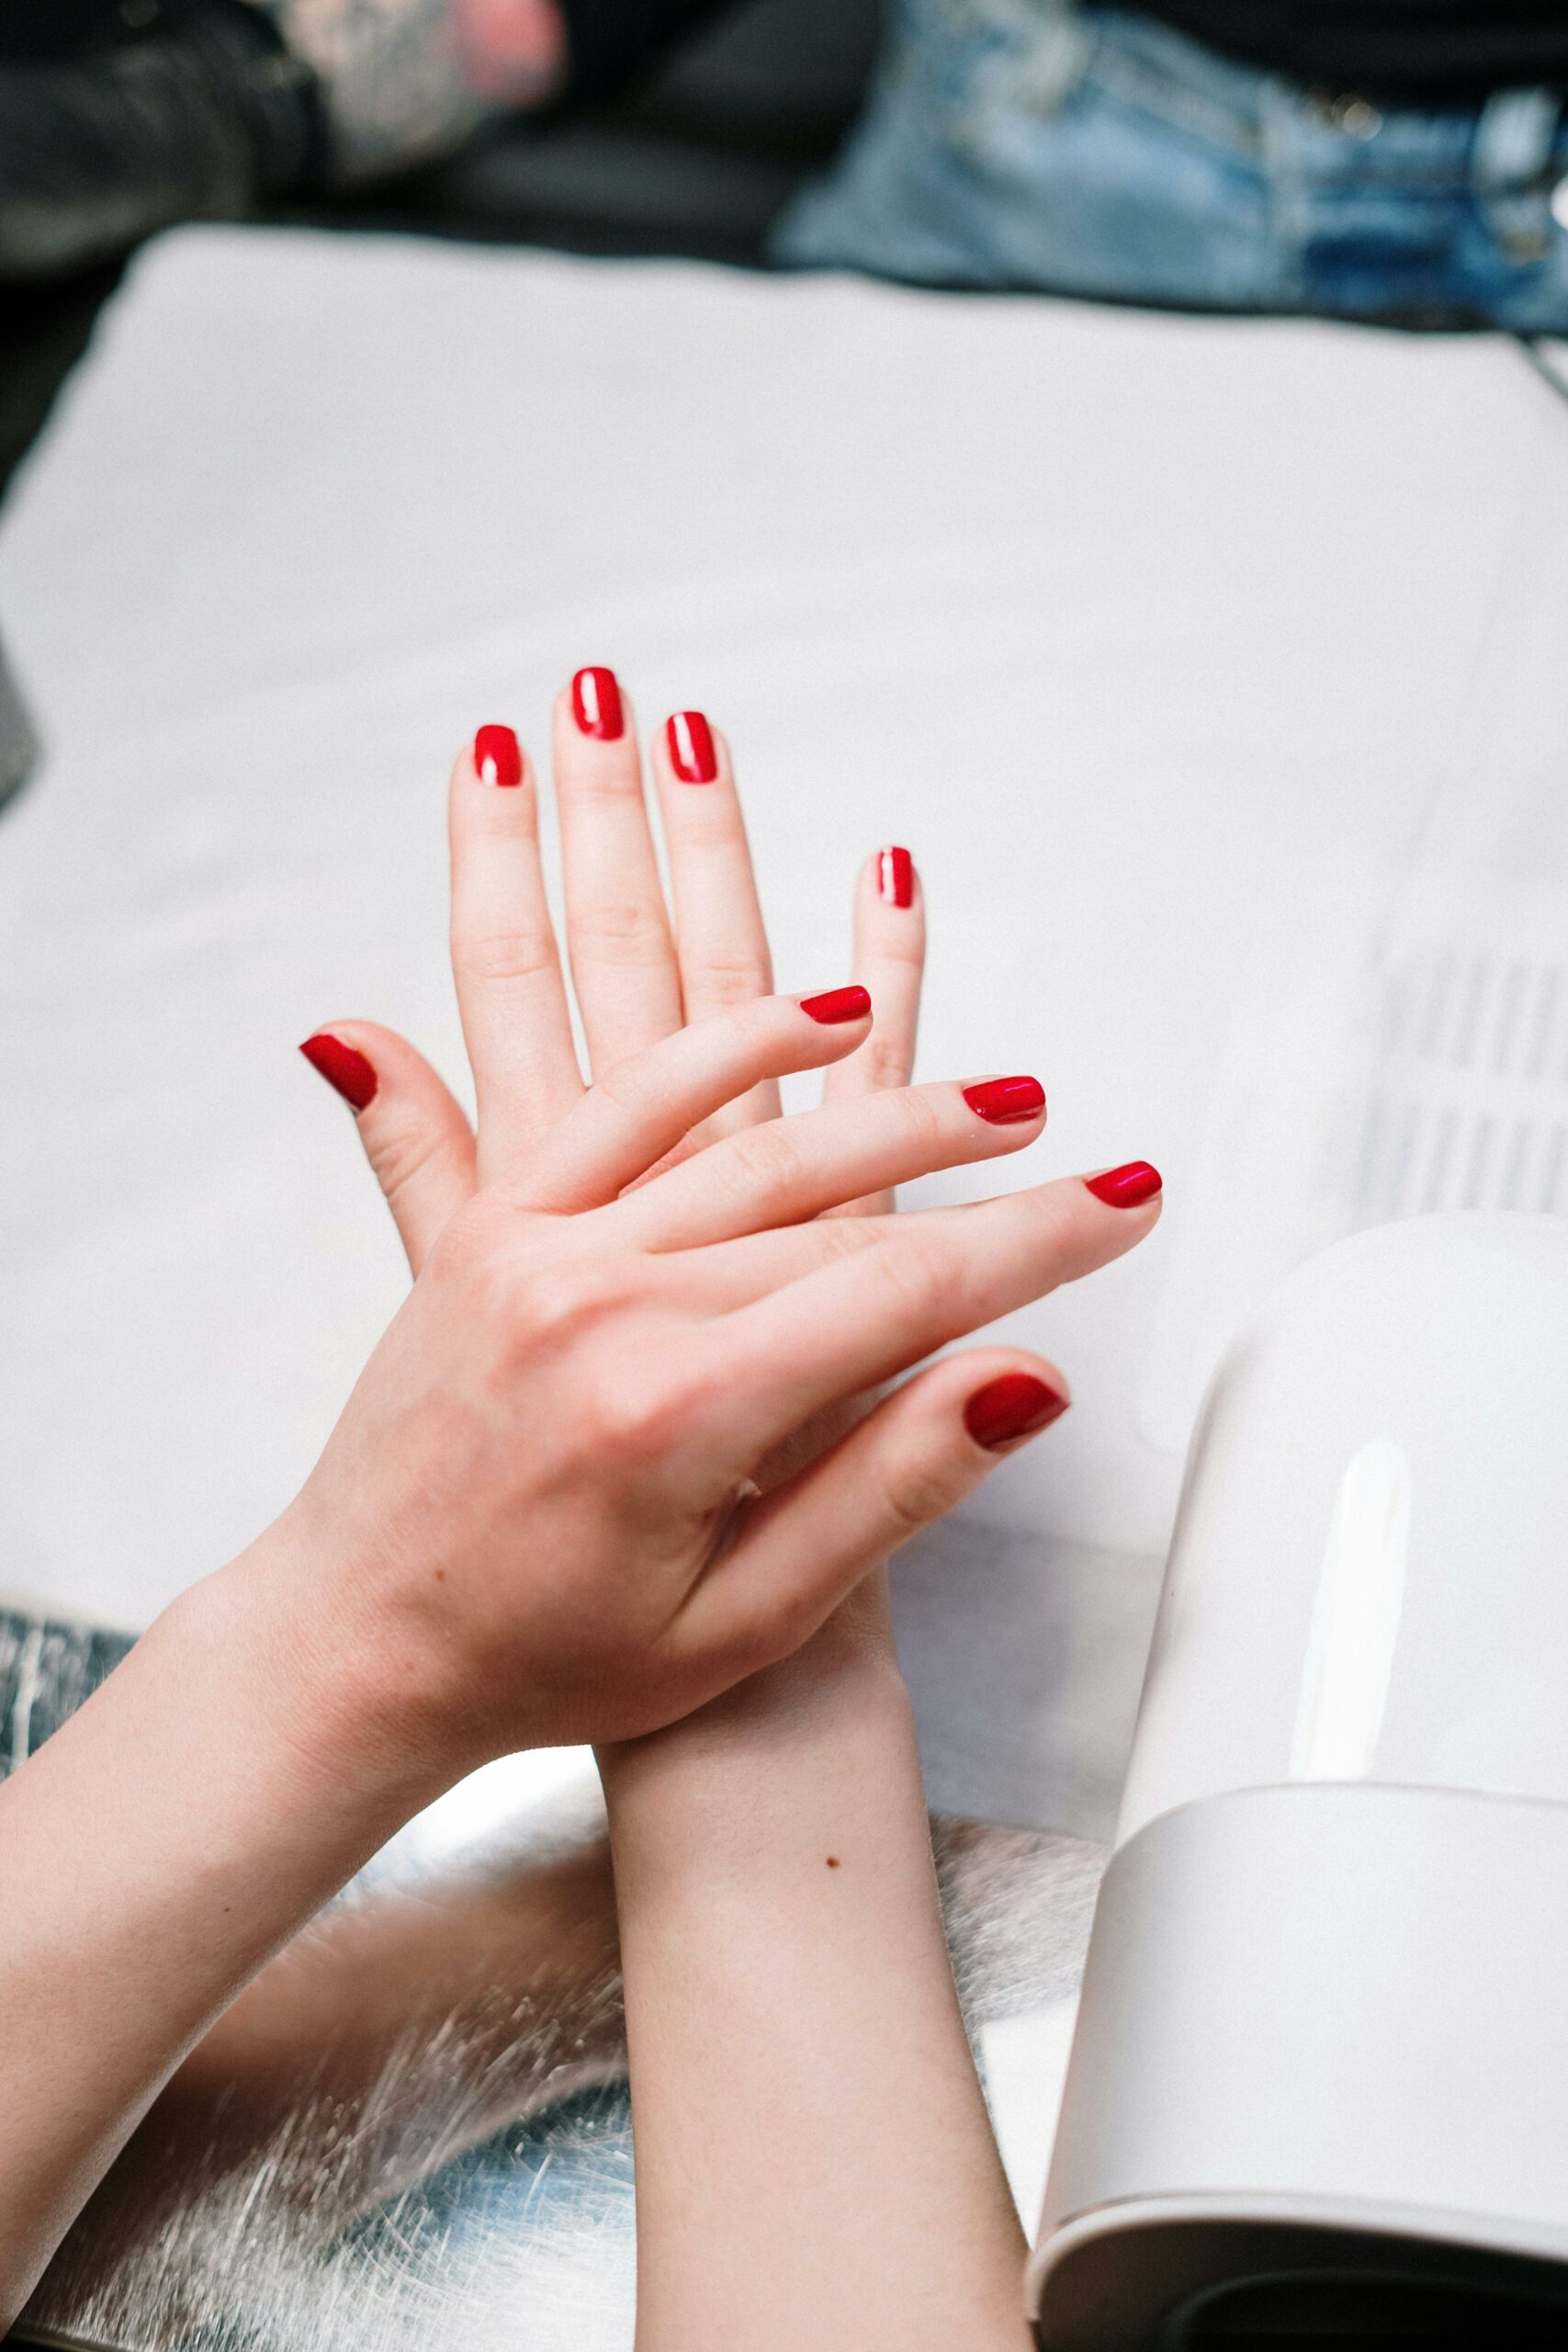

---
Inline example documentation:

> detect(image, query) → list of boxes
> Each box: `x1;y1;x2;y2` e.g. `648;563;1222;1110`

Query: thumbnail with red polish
474;724;523;788
963;1075;1045;1125
667;710;717;783
1086;1159;1163;1207
964;1372;1069;1450
571;667;624;741
801;984;872;1025
877;846;915;909
300;1033;378;1111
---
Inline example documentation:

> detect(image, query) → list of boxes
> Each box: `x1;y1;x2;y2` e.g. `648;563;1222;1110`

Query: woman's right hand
289;688;1163;1789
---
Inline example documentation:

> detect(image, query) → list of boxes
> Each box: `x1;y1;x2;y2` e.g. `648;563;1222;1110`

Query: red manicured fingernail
963;1075;1045;1125
877;845;914;909
1085;1159;1162;1208
299;1032;378;1111
474;724;523;787
571;666;624;741
800;984;872;1025
964;1372;1069;1450
667;710;717;783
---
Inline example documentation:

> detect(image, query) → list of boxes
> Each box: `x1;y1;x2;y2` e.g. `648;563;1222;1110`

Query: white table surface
2;229;1561;1833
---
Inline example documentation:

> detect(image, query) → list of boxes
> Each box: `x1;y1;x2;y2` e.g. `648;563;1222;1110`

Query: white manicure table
2;228;1564;1843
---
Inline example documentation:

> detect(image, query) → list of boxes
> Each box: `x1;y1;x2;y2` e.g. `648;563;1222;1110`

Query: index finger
703;1162;1164;1456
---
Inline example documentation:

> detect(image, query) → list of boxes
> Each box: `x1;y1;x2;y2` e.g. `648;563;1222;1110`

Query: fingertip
963;1366;1071;1451
1083;1159;1163;1210
472;723;524;789
873;844;917;910
451;729;536;818
664;708;720;785
961;1074;1046;1128
299;1030;378;1113
569;665;626;742
799;984;873;1027
853;845;924;945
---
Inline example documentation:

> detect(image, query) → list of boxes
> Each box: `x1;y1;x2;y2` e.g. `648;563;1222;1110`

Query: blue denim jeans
773;0;1568;329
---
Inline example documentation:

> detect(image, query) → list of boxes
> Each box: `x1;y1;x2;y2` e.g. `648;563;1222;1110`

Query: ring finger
653;709;778;1134
618;1072;1048;1252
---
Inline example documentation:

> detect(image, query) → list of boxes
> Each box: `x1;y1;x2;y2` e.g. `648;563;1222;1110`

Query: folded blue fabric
774;0;1568;328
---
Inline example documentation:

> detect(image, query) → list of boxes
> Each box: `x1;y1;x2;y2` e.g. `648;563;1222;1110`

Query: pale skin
309;678;1162;2346
0;673;1159;2326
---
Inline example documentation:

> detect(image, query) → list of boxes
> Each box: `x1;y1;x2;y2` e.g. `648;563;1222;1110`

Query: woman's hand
295;676;1160;1782
0;673;1161;2321
320;684;942;1697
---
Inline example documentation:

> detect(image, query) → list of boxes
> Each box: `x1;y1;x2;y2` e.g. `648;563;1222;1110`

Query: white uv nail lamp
1029;1214;1568;2347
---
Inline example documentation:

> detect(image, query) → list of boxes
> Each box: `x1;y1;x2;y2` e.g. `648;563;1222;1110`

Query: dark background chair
0;0;885;498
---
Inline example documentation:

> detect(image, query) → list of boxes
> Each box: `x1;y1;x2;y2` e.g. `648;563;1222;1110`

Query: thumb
299;1022;477;1275
682;1348;1070;1677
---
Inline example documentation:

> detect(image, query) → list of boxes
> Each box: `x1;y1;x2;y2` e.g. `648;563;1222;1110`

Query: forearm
0;1524;432;2323
603;1639;1032;2352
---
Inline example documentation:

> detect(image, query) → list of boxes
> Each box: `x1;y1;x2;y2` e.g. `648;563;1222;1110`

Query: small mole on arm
434;1568;446;1583
826;1856;840;1869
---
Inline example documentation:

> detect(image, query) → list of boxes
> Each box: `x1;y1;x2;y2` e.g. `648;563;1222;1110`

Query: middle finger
554;670;684;1074
448;727;583;1179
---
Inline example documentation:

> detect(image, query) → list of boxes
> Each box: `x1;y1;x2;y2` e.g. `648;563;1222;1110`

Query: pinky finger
680;1347;1069;1677
299;1022;477;1275
821;845;925;1214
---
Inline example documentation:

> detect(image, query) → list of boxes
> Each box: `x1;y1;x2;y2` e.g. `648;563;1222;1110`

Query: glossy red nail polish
800;984;872;1025
963;1075;1045;1125
877;845;915;909
1085;1159;1162;1208
474;723;523;787
571;666;624;741
299;1033;378;1111
964;1372;1069;1450
667;710;717;783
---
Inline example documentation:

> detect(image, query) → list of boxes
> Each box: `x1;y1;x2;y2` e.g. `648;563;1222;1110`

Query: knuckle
513;1258;624;1348
897;1086;950;1152
874;1232;949;1319
880;1440;969;1537
816;1215;882;1264
592;1049;663;1121
581;1357;700;1458
724;1121;806;1204
452;924;561;989
367;1114;451;1212
568;898;671;968
688;951;771;1008
566;766;640;808
862;1033;913;1091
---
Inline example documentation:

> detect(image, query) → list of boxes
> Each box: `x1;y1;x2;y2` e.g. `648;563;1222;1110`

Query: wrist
600;1644;916;1830
181;1509;457;1831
